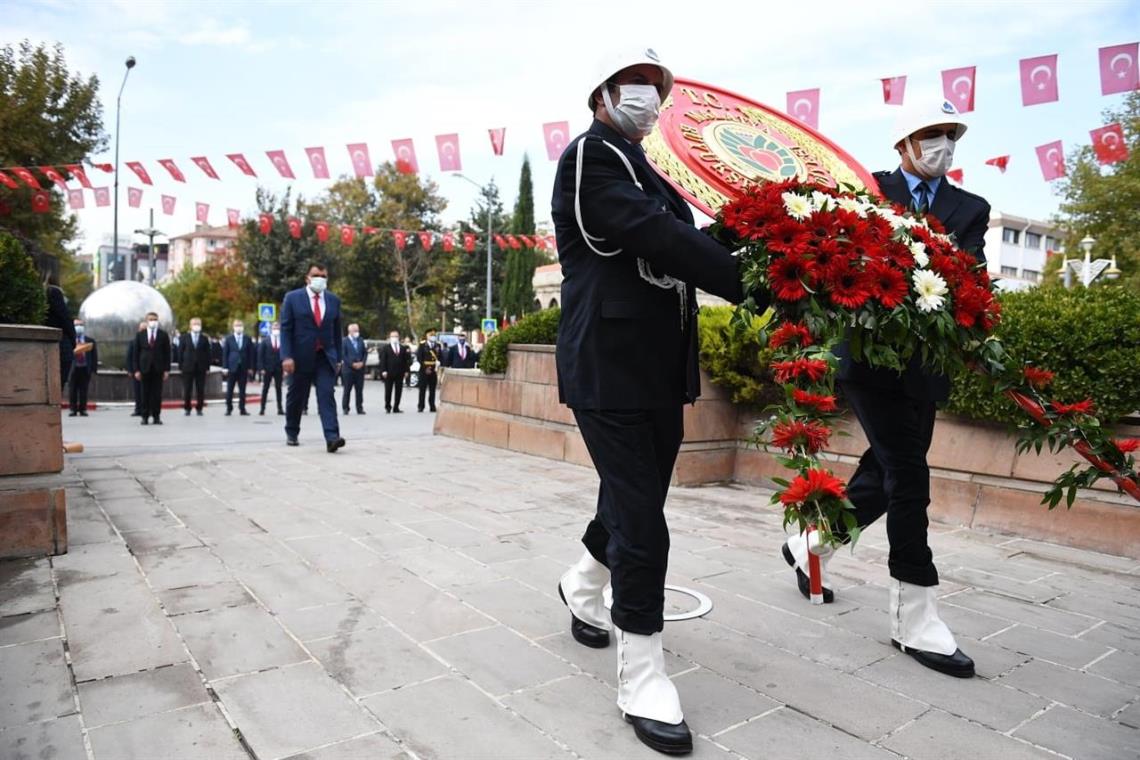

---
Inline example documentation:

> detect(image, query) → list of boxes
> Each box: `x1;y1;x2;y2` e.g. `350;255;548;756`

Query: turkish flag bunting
339;225;355;246
226;208;240;228
489;128;506;156
0;171;21;189
315;221;329;243
31;191;51;213
126;161;153;185
287;217;302;239
226;153;257;177
42;167;68;190
67;189;84;210
942;66;976;112
786;88;820;129
12;167;42;189
881;76;906;105
191;156;220;179
946;168;964;184
363;226;380;235
93;163;113;173
463;232;476;252
493;234;508;248
393;230;407;250
65;164;92;188
391;139;418;174
305;147;330;179
443;232;454;252
534;236;547;251
158;159;186;182
1091;123;1130;165
347;143;373;178
985;156;1010;172
1020;54;1059;106
258;213;273;235
161;195;176;215
266;150;295;179
1099;42;1139;96
507;234;521;250
542;122;570;161
128;187;143;208
435;134;462;172
419;231;433;250
1035;140;1066;181
196;202;209;224
94;187;110;207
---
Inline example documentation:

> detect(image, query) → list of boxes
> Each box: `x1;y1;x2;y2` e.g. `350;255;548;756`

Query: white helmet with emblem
587;47;674;109
891;97;969;148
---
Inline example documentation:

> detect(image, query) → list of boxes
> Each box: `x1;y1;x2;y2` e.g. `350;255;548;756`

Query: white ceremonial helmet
890;97;969;148
587;47;675;109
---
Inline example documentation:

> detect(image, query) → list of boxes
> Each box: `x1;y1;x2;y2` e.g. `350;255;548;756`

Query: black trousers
132;377;143;414
69;367;91;412
182;369;207;412
140;371;164;420
384;376;404;411
261;369;283;412
418;372;437;410
225;371;249;412
342;369;365;411
838;381;939;586
574;406;684;635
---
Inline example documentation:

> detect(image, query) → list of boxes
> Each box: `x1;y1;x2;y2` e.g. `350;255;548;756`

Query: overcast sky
3;0;1137;251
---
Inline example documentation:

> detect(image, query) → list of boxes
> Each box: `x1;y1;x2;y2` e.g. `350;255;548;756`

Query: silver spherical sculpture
78;281;175;370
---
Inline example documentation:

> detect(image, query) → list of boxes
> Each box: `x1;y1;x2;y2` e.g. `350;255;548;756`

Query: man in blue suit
222;319;256;416
340;323;367;414
280;263;345;453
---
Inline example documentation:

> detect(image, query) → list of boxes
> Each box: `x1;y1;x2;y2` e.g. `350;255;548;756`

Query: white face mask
389;336;399;345
602;83;661;140
907;134;956;178
271;329;280;337
308;276;327;293
191;326;201;334
234;327;244;336
75;325;84;334
147;320;158;330
349;331;359;338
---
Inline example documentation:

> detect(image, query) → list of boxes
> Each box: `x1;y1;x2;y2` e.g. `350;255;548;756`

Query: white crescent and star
352;150;367;166
1045;147;1061;166
396;145;413;161
792;97;814;118
548;129;565;148
1110;52;1134;77
1101;130;1121;147
1030;64;1053;90
951;75;973;98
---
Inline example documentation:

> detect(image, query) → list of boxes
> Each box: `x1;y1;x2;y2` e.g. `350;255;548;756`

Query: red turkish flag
125;161;153;185
287;217;302;239
520;235;535;247
489;128;506;156
1091;123;1130;165
391;139;418;174
493;234;508;248
534;236;547;251
64;164;92;188
127;187;142;208
435;134;462;172
92;163;113;173
315;221;330;243
881;76;906;105
362;226;379;235
942;66;976;112
1099;42;1139;96
161;195;176;215
158;159;186;182
31;190;51;213
226;153;257;177
393;230;407;250
347;143;373;178
67;189;85;210
266;150;295;179
945;168;964;185
418;231;433;250
258;213;273;235
442;232;455;252
506;234;521;250
191;156;220;179
339;225;355;246
463;232;476;252
196;202;209;224
542;122;570;161
226;208;240;228
1020;54;1059;106
786;88;820;129
0;171;20;189
1035;140;1066;181
12;167;42;189
42;167;68;190
94;187;110;207
305;147;330;179
985;156;1010;173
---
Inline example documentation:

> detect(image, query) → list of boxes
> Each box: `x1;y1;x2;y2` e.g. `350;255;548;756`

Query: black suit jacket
836;168;991;402
445;343;478;369
133;329;172;375
71;336;97;375
258;336;283;374
379;343;409;377
552;120;750;409
179;333;212;374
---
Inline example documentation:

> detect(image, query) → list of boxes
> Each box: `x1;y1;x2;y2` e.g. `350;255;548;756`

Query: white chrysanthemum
912;269;948;312
857;200;877;216
836;196;863;214
782;192;813;220
909;241;929;268
810;190;833;212
879;209;906;230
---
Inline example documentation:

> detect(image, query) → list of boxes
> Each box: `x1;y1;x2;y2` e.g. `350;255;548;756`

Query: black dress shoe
326;437;346;453
891;640;975;678
624;714;693;755
259;409;265;416
69;411;77;417
239;410;250;416
782;543;834;603
185;409;192;416
286;437;299;446
393;408;403;414
557;584;610;648
79;411;88;417
430;407;437;412
197;409;204;416
342;408;350;414
141;418;149;425
153;419;163;425
277;409;285;416
225;410;232;416
356;409;365;415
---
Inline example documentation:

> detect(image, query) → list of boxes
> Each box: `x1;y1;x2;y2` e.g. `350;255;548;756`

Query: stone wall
435;344;1140;559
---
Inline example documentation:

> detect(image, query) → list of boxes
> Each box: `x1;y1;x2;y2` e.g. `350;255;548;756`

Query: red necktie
149;331;155;347
273;338;278;352
312;294;322;327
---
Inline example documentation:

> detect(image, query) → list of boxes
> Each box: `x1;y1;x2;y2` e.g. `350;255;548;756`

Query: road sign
259;321;271;337
481;318;498;335
258;303;277;322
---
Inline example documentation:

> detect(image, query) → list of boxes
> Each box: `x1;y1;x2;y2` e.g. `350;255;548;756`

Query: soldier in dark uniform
552;48;758;755
782;97;990;679
415;328;443;412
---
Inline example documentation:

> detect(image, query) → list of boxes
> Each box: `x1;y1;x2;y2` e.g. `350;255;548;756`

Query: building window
207;239;217;249
1000;266;1019;277
1002;228;1020;244
1025;232;1041;249
1022;269;1040;282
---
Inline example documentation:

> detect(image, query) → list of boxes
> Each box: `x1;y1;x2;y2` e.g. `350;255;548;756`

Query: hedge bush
479;307;561;374
0;229;48;326
947;286;1140;424
697;305;781;407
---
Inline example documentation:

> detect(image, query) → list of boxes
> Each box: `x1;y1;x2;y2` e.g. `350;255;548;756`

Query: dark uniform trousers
383;377;403;411
183;370;207;412
70;366;92;412
261;368;283;413
341;369;364;412
417;373;437;411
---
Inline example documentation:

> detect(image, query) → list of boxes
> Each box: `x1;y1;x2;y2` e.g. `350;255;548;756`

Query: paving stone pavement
1;410;1139;759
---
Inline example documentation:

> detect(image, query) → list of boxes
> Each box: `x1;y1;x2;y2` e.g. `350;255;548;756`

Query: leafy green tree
236;187;327;301
448;181;510;329
502;156;538;320
159;252;256;335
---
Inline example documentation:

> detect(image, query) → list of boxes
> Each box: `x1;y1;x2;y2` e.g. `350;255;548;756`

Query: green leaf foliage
696;305;781;408
0;228;48;325
478;307;560;374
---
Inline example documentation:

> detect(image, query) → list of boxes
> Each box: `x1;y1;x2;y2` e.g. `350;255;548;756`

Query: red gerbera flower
793;389;838;413
1113;438;1140;454
953;283;990;328
826;267;872;310
768;254;816;302
770;420;832;453
1022;367;1055;390
779;468;847;506
771;358;830;384
767;219;813;255
1050;399;1095;416
768;322;814;349
866;261;908;309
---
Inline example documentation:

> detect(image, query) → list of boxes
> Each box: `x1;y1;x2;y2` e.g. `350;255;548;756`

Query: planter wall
435;344;1140;560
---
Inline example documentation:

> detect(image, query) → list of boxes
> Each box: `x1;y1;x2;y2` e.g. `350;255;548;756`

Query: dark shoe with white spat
625;714;692;755
782;542;834;603
558;583;610;648
892;639;975;678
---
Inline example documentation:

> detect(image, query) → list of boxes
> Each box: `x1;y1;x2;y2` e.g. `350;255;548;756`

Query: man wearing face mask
444;330;477;370
258;321;285;416
280;264;345;452
551;48;753;755
341;323;367;414
222;319;256;416
132;312;171;425
178;317;212;416
415;329;442;412
68;318;97;417
378;329;409;413
786;98;989;680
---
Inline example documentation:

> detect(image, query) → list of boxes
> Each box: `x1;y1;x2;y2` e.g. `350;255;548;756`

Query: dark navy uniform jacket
836;168;991;402
552;120;750;410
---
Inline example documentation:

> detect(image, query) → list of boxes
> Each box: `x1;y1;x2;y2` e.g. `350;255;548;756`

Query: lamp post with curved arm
112;56;136;281
454;173;494;321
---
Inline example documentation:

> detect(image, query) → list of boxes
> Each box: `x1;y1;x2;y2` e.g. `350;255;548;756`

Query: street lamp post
134;208;164;287
113;56;136;281
1063;235;1121;288
454;173;494;321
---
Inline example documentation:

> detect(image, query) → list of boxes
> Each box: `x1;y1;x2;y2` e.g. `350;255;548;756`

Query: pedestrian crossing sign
259;321;271;337
258;303;276;322
481;318;498;335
